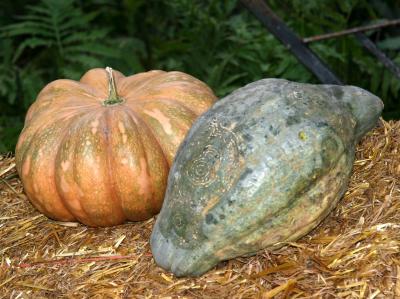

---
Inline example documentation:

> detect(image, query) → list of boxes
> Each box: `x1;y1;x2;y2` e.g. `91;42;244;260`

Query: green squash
150;79;383;277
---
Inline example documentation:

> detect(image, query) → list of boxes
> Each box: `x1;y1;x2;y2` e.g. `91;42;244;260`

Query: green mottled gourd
150;79;383;277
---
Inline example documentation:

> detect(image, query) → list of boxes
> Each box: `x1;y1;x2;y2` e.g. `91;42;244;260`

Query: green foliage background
0;0;399;152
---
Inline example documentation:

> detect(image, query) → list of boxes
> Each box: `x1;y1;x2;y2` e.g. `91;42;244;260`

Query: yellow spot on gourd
298;131;307;141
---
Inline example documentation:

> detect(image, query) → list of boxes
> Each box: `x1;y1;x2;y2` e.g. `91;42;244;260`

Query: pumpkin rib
53;111;110;222
53;111;101;225
69;110;126;226
125;110;157;217
57;111;106;226
68;112;97;225
118;109;154;218
62;111;101;226
103;108;127;223
124;108;171;168
17;122;48;215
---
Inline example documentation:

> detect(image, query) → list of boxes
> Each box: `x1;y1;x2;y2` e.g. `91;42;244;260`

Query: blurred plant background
0;0;399;152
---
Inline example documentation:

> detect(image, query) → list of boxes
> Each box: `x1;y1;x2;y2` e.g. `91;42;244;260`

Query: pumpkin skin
15;68;216;226
150;79;383;277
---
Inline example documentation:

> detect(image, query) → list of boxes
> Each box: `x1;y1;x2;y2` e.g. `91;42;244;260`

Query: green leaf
378;36;400;50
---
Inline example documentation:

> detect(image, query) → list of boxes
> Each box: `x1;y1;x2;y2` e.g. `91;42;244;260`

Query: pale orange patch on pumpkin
33;183;39;193
68;197;82;212
170;136;183;152
121;158;128;165
22;155;31;176
118;121;128;143
61;160;70;172
144;109;173;135
118;121;126;134
91;119;99;134
137;158;151;196
91;119;99;127
77;186;84;197
60;177;70;193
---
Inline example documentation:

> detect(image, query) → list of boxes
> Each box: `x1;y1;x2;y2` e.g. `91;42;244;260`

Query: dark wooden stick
240;0;343;85
355;33;400;80
303;19;400;43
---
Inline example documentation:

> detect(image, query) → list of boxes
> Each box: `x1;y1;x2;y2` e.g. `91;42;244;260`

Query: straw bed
1;119;399;298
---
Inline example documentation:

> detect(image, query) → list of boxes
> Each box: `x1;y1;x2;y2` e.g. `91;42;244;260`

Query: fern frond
3;0;121;75
13;37;52;62
1;22;54;37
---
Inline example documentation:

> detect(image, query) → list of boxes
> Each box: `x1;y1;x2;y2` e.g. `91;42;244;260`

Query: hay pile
1;119;399;298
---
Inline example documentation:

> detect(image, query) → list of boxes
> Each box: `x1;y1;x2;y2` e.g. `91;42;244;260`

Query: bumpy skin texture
151;79;383;277
15;68;216;226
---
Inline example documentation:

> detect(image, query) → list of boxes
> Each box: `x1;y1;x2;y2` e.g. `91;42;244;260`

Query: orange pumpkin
15;67;216;226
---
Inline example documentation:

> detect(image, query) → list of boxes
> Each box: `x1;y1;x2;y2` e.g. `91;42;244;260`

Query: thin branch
303;19;400;43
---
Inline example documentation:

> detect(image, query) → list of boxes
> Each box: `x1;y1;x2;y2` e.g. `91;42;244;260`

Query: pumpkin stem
103;67;124;106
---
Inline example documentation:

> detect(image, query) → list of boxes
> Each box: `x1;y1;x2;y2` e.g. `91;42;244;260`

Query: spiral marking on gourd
186;117;240;187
